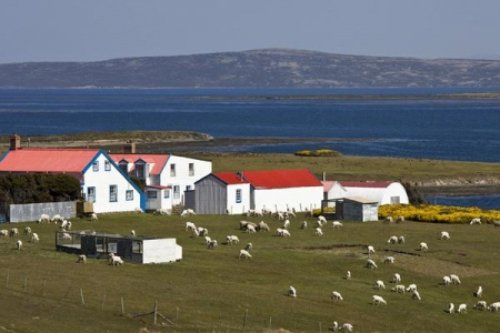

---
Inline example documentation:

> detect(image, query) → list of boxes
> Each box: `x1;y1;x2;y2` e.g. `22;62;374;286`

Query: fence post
80;288;85;305
153;300;158;325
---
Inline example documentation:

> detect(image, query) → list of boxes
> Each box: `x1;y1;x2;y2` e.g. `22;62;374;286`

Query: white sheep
331;291;343;301
16;240;22;251
345;270;351;280
384;216;393;223
61;232;72;241
31;233;39;243
226;235;240;245
398;235;406;244
342;323;353;333
197;227;209;236
9;228;19;237
109;253;124;266
90;213;98;222
0;229;9;237
474;285;483;298
191;228;200;237
406;284;418;292
412;290;422;301
276;228;291;237
419;242;428;251
474;300;488;311
244;242;253;251
490;302;500;312
366;259;378;269
239;249;252;260
457;303;467;314
76;254;87;263
180;208;196;217
440;231;450;240
60;219;69;230
314;227;323;236
387;235;398;244
283;219;290;229
246;224;257;233
392;273;401;284
257;221;270;232
470;217;481;225
38;213;50;223
130;230;136;237
300;221;308;229
375;280;386;290
331;321;339;332
23;226;32;235
318;215;327;224
204;236;212;246
207;240;218;249
450;274;461;285
155;208;171;216
185;221;197;232
396;216;405;223
372;295;387;305
367;245;375;255
448;303;455;314
332;221;343;229
288;285;297;298
384;256;395;264
442;275;452;286
51;214;63;223
392;284;406;293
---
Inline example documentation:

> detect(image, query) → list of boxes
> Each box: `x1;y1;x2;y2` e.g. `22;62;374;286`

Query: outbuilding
322;180;409;205
324;196;379;222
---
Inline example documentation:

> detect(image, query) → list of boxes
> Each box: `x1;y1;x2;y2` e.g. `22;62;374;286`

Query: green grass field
1;213;499;332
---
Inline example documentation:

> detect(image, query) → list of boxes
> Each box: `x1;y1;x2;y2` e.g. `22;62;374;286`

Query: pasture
0;213;499;332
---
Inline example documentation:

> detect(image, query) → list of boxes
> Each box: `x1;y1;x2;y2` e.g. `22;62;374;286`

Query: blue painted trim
0;149;11;164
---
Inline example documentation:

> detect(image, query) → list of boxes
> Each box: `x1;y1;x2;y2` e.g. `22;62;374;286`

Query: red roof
339;181;392;188
0;148;100;173
321;181;335;192
242;169;321;189
110;154;169;176
214;172;249;185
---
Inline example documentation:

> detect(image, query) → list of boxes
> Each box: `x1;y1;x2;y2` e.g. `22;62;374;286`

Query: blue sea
1;87;499;208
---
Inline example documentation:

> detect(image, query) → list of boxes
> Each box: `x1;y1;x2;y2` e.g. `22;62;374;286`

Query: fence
9;201;76;223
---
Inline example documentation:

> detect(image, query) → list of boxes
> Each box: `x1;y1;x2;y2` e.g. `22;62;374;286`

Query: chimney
10;134;21;150
124;142;136;154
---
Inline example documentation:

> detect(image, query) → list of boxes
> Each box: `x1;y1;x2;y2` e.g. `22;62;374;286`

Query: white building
322;180;409;205
111;153;212;211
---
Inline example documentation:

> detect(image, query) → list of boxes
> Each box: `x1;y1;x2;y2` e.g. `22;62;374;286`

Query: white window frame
126;190;134;201
147;190;158;199
109;185;118;202
104;160;111;171
236;189;242;203
92;161;99;172
173;185;180;199
87;186;96;203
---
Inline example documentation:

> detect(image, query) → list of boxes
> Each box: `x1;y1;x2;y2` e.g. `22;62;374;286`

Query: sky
1;0;500;63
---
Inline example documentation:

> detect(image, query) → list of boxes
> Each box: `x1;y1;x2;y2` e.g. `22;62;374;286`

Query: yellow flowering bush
379;204;500;224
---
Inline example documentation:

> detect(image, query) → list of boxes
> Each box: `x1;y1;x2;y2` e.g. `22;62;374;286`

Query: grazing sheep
155;208;171;215
23;226;32;235
316;220;326;228
342;323;353;333
239;249;252;260
9;228;19;238
30;233;39;243
367;245;375;255
443;275;452;286
275;211;285;221
300;221;308;229
406;284;418;292
134;207;144;214
345;270;351;280
130;230;136;237
384;256;395;264
180;208;196;217
61;232;72;241
66;221;72;231
204;236;212;246
419;242;428;251
60;219;69;230
331;291;344;302
493;220;500;227
38;213;50;223
392;273;401;284
257;221;270;232
448;303;455;314
318;215;327;224
332;221;343;229
197;227;209;236
384;216;393;223
246;224;257;233
16;240;22;251
375;280;386;290
276;228;291;237
244;242;253;251
392;284;406;293
470;217;481;225
366;259;378;269
90;213;98;222
185;221;197;232
0;229;9;237
226;235;240;245
457;303;467;314
76;254;87;263
314;227;323;236
396;216;405;223
387;235;398;244
474;300;488;311
412;290;422;301
283;219;290;229
331;321;339;332
450;274;461;285
372;295;387;305
109;253;124;266
474;286;483;298
440;231;450;240
288;285;297;298
489;302;500;312
239;220;252;230
191;228;200;237
207;240;218;249
398;235;406;244
51;214;63;223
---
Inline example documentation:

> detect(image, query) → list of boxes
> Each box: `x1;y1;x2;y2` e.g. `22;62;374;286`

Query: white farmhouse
0;143;143;214
322;180;409;205
111;153;212;211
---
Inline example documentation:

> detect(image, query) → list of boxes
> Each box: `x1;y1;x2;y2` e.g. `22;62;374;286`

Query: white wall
142;238;182;264
342;182;409;205
326;182;347;199
82;153;142;213
226;183;251;215
253;186;323;212
380;183;409;205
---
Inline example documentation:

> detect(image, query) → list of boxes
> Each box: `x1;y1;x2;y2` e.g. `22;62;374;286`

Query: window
164;189;170;199
173;185;180;199
104;160;111;171
87;187;96;203
119;161;128;173
236;189;242;203
170;164;176;177
135;163;145;180
109;185;117;202
188;163;194;176
92;161;99;172
390;196;400;204
132;241;142;253
126;190;134;201
147;190;158;199
186;185;192;191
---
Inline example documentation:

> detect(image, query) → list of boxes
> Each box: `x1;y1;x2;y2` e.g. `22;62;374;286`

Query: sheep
276;228;291;237
244;242;253;251
457;303;467;314
239;220;251;230
398;235;406;244
300;221;308;229
331;321;339;332
197;227;209;236
275;211;285;221
66;221;72;231
23;226;32;236
396;215;405;223
207;240;218;249
392;284;406;293
489;302;500;312
387;235;398;244
180;208;196;217
440;231;450;240
283;219;290;229
442;275;452;286
109;253;124;266
134;207;144;214
470;217;481;225
185;221;197;232
375;280;386;290
345;270;351;280
372;295;387;305
366;259;378;269
30;233;39;243
419;242;428;251
60;220;69;230
406;284;418;292
384;256;395;264
316;220;326;228
38;213;50;223
332;221;343;229
239;249;252;260
155;208;171;215
450;274;461;285
51;214;63;223
191;228;200;237
494;220;500;227
474;300;488;311
384;216;393;223
9;228;19;238
288;285;297;298
61;232;72;241
246;224;257;233
392;273;401;284
204;236;212;246
342;323;353;333
314;227;323;236
16;240;22;251
90;213;98;222
474;285;483;298
76;254;87;263
257;221;270;232
130;230;136;237
0;229;9;237
318;215;327;224
331;291;344;302
367;245;375;255
412;290;422;301
448;303;455;314
226;235;240;245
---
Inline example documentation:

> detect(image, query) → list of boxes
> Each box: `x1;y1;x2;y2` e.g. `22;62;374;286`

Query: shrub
294;149;341;157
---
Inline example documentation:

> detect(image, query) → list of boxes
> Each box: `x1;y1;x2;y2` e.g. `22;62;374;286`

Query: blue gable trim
0;149;10;164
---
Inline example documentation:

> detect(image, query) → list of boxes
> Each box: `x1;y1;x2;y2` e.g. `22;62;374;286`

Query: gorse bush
379;204;500;223
294;149;341;157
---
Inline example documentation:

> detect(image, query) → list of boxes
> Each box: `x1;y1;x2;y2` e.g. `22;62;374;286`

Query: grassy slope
1;214;499;332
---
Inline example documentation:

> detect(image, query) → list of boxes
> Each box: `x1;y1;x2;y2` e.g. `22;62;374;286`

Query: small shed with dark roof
322;196;379;222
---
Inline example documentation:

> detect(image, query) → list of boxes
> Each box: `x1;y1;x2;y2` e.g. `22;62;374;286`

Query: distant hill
1;48;500;88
